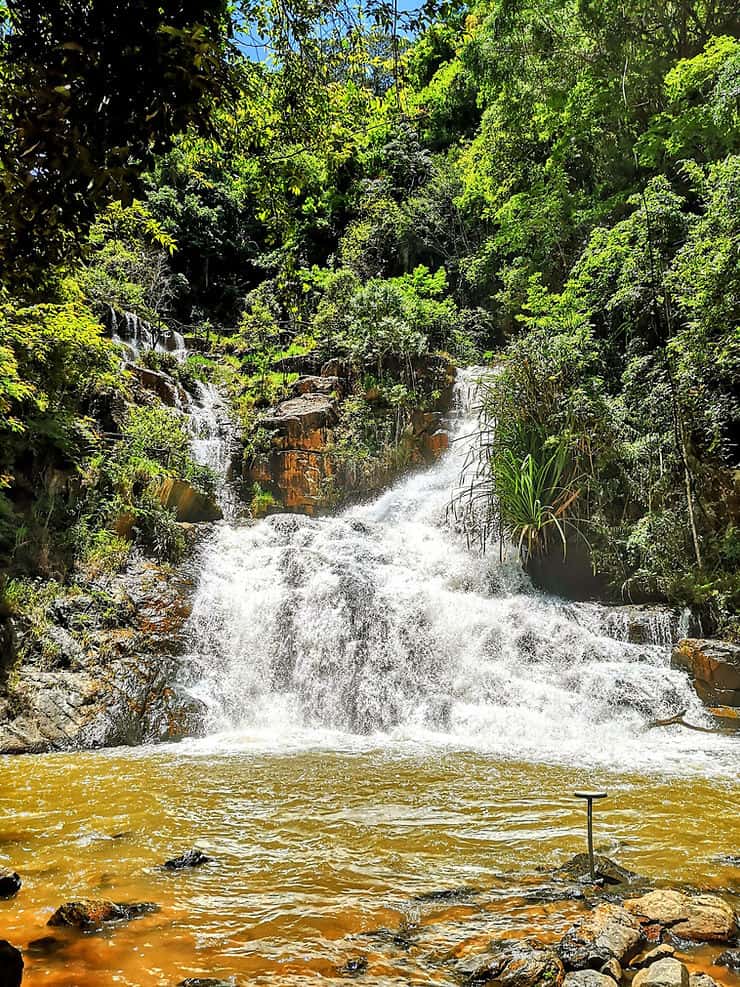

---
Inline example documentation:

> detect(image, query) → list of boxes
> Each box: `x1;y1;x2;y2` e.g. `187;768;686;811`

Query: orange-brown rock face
245;358;456;515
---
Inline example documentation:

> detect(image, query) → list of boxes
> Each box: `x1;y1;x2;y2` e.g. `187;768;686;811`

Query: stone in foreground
558;903;643;970
457;938;565;987
564;972;614;987
632;958;689;987
0;940;23;987
625;890;736;942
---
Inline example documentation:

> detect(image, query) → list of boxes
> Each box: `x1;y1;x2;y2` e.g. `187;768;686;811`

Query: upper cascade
185;368;735;774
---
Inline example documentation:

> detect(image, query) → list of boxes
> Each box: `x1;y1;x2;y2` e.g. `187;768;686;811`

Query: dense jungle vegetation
0;1;738;633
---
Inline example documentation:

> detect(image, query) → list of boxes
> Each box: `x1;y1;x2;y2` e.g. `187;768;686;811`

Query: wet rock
555;854;639;886
47;899;157;929
26;936;66;956
155;478;222;523
164;849;211;870
600;959;621;982
415;886;479;902
563;971;614;987
672;639;740;707
0;940;23;987
128;364;187;408
457;938;565;987
632;945;676;968
558;903;643;970
178;980;233;986
632;958;689;987
690;976;720;987
0;560;205;755
0;869;21;898
340;957;368;977
714;949;740;971
625;890;737;942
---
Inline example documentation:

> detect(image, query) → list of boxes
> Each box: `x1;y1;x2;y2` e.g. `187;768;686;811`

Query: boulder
632;959;689;987
714;949;740;971
164;849;211;870
260;393;337;452
563;972;614;987
155;478;222;523
671;639;740;707
48;899;157;929
127;364;187;408
625;890;736;942
457;938;565;987
558;903;643;970
292;375;342;397
0;869;21;899
0;940;23;987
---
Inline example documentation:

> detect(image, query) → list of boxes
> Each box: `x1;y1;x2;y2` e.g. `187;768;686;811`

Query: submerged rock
164;849;211;870
0;869;21;899
457;938;565;987
339;956;368;977
47;899;158;929
0;940;23;987
178;981;233;987
714;949;740;971
26;936;66;957
415;886;480;902
558;903;643;970
555;854;639;886
632;958;689;987
625;890;737;942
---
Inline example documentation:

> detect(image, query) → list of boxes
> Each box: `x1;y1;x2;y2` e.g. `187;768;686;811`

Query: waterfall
185;368;733;773
189;381;242;519
108;306;187;363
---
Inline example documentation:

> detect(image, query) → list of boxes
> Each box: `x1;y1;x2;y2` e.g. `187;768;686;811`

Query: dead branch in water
648;710;720;734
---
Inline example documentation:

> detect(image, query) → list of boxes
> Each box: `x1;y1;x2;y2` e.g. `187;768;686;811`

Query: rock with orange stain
558;902;643;970
672;640;740;707
457;937;565;987
625;891;737;943
47;899;157;929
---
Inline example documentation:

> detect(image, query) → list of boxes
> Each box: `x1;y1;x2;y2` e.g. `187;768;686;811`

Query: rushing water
1;368;738;987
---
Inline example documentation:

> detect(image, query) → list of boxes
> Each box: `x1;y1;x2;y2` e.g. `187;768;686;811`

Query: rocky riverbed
1;852;739;987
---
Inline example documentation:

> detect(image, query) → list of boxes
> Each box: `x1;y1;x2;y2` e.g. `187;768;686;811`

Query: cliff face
245;355;456;515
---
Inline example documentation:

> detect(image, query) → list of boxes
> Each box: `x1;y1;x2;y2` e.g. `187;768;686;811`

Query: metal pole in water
574;791;607;880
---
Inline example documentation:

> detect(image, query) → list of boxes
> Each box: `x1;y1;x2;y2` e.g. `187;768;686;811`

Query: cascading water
186;368;736;774
108;306;187;363
189;380;242;519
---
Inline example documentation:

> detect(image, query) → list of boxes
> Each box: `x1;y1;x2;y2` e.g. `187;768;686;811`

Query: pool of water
2;737;739;986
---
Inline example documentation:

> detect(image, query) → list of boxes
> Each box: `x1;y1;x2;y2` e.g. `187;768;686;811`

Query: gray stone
600;959;621;982
632;958;689;987
564;972;614;987
715;950;740;971
559;903;643;970
690;975;720;987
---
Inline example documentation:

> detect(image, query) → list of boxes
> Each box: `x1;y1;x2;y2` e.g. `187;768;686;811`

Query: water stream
1;368;738;987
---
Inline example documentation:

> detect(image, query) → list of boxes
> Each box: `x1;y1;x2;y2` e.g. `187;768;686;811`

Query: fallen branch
648;709;720;734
